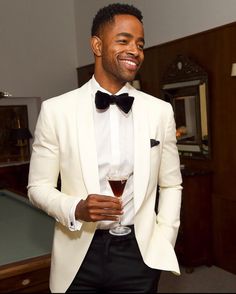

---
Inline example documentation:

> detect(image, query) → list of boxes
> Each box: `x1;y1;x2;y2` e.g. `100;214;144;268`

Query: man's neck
93;74;126;95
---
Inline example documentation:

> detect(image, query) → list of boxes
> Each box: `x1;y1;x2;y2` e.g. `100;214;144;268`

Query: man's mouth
120;59;138;71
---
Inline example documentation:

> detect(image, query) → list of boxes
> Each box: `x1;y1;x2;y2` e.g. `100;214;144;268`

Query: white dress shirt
69;76;134;230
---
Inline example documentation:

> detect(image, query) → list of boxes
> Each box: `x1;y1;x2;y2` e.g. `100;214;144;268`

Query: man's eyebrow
116;32;145;44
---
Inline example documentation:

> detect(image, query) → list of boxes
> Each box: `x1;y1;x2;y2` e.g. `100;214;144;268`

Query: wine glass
107;171;131;236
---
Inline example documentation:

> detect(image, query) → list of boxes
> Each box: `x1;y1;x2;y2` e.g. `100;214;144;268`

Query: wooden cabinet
0;255;50;293
0;162;29;196
176;168;213;271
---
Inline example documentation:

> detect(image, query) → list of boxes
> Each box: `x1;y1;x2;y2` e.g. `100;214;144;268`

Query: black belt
94;225;135;242
94;225;135;239
93;225;135;259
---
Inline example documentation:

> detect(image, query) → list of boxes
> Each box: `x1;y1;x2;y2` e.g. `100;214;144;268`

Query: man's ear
90;36;102;57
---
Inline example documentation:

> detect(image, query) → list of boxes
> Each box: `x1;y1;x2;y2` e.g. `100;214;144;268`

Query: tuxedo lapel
76;82;100;194
132;90;150;214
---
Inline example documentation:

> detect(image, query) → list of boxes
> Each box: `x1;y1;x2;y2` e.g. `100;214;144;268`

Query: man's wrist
75;199;84;220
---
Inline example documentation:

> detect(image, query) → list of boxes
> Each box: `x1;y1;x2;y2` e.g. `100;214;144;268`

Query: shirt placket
109;105;120;170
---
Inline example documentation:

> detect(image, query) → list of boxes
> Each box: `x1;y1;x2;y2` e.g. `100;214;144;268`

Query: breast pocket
150;142;161;169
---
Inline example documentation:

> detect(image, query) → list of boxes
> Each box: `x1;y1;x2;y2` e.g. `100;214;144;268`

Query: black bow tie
95;90;134;114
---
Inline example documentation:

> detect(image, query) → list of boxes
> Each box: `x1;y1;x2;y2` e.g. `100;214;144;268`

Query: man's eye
138;44;144;50
117;39;127;44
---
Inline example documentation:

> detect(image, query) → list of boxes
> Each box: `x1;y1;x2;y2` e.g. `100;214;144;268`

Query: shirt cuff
68;198;83;231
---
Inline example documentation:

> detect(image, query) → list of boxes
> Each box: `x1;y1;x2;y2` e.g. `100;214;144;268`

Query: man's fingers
75;194;123;222
86;195;122;209
88;194;121;203
89;214;120;222
89;208;123;216
87;201;122;210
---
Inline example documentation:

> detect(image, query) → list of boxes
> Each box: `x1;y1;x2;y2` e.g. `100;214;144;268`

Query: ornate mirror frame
161;55;211;159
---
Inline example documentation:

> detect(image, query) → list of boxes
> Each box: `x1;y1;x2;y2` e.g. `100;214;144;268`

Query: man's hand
75;194;123;222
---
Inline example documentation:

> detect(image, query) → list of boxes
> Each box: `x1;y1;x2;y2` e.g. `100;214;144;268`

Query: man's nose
127;43;139;56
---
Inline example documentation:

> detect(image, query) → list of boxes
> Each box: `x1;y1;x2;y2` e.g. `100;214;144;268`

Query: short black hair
91;3;143;37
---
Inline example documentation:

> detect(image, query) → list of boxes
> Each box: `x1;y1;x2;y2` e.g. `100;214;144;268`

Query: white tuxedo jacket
28;80;182;293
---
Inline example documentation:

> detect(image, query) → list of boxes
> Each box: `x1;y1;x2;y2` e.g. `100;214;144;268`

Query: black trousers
66;226;161;293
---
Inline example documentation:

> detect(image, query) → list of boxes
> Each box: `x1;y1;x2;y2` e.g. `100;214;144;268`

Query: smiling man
28;3;182;293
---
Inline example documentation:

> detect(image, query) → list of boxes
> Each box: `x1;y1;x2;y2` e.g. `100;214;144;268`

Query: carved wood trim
161;54;208;84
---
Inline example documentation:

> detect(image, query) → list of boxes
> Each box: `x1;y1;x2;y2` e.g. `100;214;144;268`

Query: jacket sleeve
27;101;83;229
157;103;183;247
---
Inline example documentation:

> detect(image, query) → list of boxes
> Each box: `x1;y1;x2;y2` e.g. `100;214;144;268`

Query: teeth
123;60;136;66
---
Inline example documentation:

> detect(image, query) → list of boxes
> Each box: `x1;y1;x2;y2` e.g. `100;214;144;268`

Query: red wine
109;179;127;197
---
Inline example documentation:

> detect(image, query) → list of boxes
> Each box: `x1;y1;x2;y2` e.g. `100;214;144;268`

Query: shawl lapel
76;82;100;194
130;88;151;214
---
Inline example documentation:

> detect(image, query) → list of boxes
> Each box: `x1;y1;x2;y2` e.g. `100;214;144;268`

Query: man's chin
116;72;138;84
123;74;137;83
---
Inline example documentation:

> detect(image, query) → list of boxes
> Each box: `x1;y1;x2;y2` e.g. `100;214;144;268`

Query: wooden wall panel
213;194;236;274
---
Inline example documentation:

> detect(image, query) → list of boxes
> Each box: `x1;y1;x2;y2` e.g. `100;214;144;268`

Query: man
28;3;182;293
